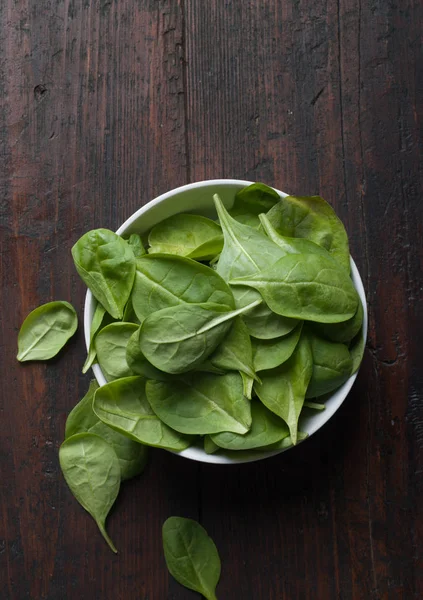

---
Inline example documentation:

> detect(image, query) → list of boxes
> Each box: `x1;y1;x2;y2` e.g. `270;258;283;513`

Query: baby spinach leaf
265;195;350;271
303;401;325;410
146;372;252;435
82;303;114;374
230;253;358;323
17;301;78;362
306;330;352;398
95;322;138;381
204;436;220;454
127;233;146;258
211;401;289;451
148;214;223;261
126;327;172;381
131;254;234;322
241;372;255;400
312;297;364;343
263;431;309;451
349;329;366;374
214;193;285;283
139;299;261;375
252;323;303;372
122;297;141;324
259;213;335;259
65;380;148;481
72;229;136;319
93;376;193;451
229;182;280;227
208;317;257;380
162;517;221;600
254;335;313;444
59;432;120;553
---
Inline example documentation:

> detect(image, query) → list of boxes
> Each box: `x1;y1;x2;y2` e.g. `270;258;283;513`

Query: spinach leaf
131;254;234;323
252;323;303;372
265;195;350;270
263;431;309;451
95;322;138;381
204;436;220;454
211;401;289;451
306;330;352;398
208;317;257;381
303;401;325;410
126;327;172;381
254;335;313;444
17;301;78;362
127;233;146;258
72;229;136;319
93;376;193;451
349;329;366;374
162;517;221;600
312;297;364;344
148;214;223;260
65;380;148;480
59;432;120;553
259;213;335;259
229;182;280;227
122;297;141;324
230;253;358;323
241;372;255;400
82;303;112;374
139;299;261;375
146;372;251;435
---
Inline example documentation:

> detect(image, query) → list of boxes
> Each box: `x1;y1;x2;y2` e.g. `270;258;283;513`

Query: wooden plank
0;1;196;599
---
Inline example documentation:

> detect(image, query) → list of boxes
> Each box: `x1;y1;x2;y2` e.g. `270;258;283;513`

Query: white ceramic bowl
84;179;368;465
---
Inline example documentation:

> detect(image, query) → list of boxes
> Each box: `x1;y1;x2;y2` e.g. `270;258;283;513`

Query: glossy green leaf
229;182;280;227
65;380;148;481
312;297;364;343
254;335;313;444
131;253;234;323
148;214;223;260
17;301;78;362
59;432;120;553
127;233;146;258
95;322;138;381
252;323;303;372
139;299;261;375
208;317;257;380
265;195;350;270
230;253;358;323
211;401;289;451
162;517;221;600
93;376;192;451
72;229;136;319
126;327;172;381
306;330;352;398
146;372;252;435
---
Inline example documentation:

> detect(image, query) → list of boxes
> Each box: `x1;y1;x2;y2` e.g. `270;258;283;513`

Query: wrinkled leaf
17;301;78;362
59;432;120;553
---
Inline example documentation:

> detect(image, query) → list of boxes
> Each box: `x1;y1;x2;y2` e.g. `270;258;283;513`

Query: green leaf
82;303;112;374
208;317;257;380
148;214;223;260
17;301;78;362
236;288;299;340
306;330;352;398
59;432;120;553
131;254;234;323
312;297;364;343
252;323;303;372
303;401;325;410
126;327;172;381
211;401;289;451
122;297;141;325
95;322;138;381
349;329;366;374
162;517;221;600
139;299;261;375
230;253;358;323
65;380;148;481
241;372;255;400
146;372;252;435
254;335;313;444
204;436;220;455
229;182;280;227
263;431;309;451
127;233;146;258
265;195;350;270
72;229;136;319
93;376;193;451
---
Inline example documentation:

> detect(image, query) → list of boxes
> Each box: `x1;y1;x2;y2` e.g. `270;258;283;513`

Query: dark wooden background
1;0;422;598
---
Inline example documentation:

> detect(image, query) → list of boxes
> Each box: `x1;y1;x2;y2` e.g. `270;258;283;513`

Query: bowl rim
84;178;368;465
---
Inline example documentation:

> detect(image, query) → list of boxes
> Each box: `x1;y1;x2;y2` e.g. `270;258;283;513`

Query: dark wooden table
1;1;422;599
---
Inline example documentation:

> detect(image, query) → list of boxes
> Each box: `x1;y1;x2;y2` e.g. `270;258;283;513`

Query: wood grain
1;0;422;598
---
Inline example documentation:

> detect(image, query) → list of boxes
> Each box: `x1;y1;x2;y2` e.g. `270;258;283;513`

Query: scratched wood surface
0;0;421;598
